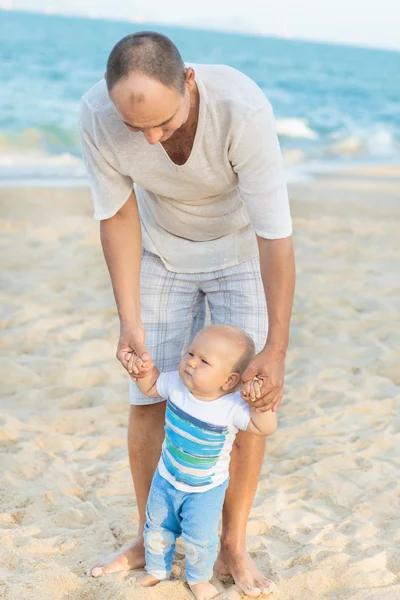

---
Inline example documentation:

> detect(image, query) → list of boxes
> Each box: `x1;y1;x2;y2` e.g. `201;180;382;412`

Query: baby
130;324;277;600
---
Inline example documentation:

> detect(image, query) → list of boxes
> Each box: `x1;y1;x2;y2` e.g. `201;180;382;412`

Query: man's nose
144;128;163;145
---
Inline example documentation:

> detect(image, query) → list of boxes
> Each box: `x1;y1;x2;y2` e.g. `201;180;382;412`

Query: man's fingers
251;386;282;409
127;354;134;373
251;386;280;406
255;389;283;413
128;353;141;374
272;391;284;412
258;378;283;400
241;364;258;384
117;345;154;375
255;392;281;412
117;350;133;369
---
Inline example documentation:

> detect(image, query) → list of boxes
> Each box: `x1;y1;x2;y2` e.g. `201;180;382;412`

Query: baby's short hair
202;324;255;374
229;326;256;374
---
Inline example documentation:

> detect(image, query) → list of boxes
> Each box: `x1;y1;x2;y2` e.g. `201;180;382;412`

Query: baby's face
178;330;240;399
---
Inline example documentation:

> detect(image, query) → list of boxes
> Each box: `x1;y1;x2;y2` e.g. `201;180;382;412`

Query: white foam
276;118;318;140
0;151;82;167
327;126;399;157
0;151;87;184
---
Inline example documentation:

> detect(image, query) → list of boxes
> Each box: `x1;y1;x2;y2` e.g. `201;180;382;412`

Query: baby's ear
222;372;241;392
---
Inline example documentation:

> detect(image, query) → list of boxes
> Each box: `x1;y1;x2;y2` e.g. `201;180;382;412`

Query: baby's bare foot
189;581;219;600
137;573;161;587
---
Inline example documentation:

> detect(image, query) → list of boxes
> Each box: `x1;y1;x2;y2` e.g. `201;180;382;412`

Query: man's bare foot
137;573;161;587
189;581;219;600
87;537;145;577
214;546;275;597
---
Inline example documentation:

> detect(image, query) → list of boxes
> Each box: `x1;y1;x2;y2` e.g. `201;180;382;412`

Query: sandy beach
1;166;399;600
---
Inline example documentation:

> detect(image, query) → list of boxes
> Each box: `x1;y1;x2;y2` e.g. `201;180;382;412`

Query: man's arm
100;190;141;323
230;100;294;408
78;102;150;374
257;235;295;353
100;191;151;374
242;235;295;411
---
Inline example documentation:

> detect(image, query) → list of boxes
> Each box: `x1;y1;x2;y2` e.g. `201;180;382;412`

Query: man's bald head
106;31;186;96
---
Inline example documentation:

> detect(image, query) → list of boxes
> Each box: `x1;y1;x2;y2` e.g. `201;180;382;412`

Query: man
79;31;295;597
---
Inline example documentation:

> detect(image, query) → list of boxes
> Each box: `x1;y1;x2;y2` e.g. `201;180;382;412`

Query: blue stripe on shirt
162;451;214;487
168;399;229;434
166;403;227;444
165;425;224;458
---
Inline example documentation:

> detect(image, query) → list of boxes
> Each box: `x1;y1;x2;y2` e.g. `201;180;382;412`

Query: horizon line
3;7;400;55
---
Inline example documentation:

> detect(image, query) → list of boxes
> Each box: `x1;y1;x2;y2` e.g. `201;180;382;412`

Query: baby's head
178;324;255;400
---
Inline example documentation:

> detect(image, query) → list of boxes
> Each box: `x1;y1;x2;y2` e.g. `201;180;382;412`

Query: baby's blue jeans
144;469;229;585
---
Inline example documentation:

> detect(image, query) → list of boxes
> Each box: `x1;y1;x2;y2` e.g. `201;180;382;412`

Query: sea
1;9;400;185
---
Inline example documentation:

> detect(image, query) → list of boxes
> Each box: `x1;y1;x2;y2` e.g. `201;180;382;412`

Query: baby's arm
244;379;277;436
246;408;277;436
130;355;162;398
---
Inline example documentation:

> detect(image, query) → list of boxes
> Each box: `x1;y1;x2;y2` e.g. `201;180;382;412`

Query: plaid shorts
130;249;267;405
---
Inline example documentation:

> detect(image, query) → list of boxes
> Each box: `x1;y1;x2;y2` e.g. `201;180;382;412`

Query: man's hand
241;377;262;404
241;344;285;412
127;352;155;381
116;321;152;381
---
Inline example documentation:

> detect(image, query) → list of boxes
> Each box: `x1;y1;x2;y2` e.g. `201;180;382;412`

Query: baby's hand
127;352;154;381
241;378;262;404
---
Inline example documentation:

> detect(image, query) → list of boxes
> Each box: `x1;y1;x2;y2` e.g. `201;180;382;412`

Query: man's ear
222;372;241;392
185;67;196;90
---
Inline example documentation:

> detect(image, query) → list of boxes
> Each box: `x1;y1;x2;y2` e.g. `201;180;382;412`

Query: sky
5;0;400;52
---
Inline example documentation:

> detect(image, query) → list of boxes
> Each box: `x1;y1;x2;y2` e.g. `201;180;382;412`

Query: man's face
109;71;191;145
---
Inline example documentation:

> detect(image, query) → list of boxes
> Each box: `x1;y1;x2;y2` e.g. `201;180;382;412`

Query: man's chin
162;130;178;142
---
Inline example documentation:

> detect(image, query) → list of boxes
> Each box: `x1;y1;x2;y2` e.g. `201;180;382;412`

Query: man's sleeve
230;101;292;239
78;99;134;220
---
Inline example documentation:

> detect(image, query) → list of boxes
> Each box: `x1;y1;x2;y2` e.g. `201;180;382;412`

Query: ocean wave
0;127;80;156
276;118;318;140
326;126;399;157
282;149;307;164
0;150;86;183
0;151;82;167
0;122;398;185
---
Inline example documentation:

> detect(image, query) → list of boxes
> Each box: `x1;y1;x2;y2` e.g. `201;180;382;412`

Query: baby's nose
188;358;196;367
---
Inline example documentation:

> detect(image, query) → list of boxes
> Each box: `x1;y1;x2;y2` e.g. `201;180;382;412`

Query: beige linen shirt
79;64;292;273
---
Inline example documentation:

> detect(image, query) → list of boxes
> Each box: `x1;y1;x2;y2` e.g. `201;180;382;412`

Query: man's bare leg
89;402;166;576
214;430;274;597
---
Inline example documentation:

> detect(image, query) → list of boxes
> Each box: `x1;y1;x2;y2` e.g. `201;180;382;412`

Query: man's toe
89;566;104;578
239;584;261;598
258;579;278;596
